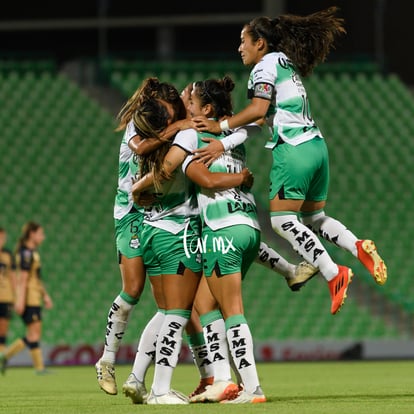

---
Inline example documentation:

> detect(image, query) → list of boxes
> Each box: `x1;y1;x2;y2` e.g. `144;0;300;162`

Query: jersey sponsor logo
278;55;294;70
227;200;256;214
156;320;183;368
281;220;324;262
228;325;252;369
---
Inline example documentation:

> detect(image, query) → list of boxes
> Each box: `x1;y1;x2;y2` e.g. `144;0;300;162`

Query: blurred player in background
192;7;387;315
0;227;16;355
0;221;53;374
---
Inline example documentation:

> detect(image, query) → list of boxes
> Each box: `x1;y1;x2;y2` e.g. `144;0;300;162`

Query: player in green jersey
132;76;267;404
192;7;387;315
95;78;195;399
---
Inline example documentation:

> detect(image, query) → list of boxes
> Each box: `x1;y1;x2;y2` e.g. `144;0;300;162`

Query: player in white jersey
95;78;193;399
133;76;267;404
127;83;206;406
117;79;250;405
192;7;387;315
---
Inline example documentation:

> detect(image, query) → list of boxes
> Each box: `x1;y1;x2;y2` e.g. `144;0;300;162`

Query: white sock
301;211;358;256
229;347;243;387
226;315;261;394
132;310;165;383
271;214;338;281
200;310;232;382
101;295;134;363
186;331;214;380
255;241;295;279
151;310;190;395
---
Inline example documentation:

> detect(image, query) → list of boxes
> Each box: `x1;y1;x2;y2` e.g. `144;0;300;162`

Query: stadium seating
1;59;412;348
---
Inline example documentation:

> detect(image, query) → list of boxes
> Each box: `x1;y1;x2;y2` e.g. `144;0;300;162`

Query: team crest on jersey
129;235;140;249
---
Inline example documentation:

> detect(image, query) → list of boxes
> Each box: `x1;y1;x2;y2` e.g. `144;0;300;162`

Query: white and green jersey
247;51;322;148
143;138;199;235
114;120;142;220
177;128;260;232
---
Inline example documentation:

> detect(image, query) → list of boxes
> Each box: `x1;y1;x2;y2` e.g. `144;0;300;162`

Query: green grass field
2;361;414;413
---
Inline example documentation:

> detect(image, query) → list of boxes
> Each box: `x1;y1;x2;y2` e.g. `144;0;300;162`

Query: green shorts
269;137;329;201
141;218;203;277
202;224;260;280
114;207;144;259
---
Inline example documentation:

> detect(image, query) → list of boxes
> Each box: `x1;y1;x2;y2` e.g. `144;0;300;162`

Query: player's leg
255;240;318;291
147;225;201;405
204;226;266;404
185;305;214;401
300;209;387;285
96;212;145;395
123;275;164;404
269;140;353;314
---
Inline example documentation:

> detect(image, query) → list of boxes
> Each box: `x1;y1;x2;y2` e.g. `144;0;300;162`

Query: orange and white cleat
221;386;266;404
188;376;214;402
328;265;353;315
356;240;387;285
191;380;239;403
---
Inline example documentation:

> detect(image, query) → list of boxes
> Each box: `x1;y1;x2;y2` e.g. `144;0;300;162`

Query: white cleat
95;359;117;395
287;261;319;291
122;373;148;404
147;389;189;405
194;380;239;403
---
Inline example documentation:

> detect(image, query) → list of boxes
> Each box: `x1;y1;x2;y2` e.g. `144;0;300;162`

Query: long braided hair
244;6;346;77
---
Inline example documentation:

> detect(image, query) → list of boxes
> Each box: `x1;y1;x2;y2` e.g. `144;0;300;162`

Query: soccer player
192;7;387;315
132;76;267;404
95;78;192;398
0;222;53;374
0;228;16;356
124;78;315;405
130;88;203;405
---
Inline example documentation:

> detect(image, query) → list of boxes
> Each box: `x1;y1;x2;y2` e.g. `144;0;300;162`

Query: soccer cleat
0;352;7;375
356;240;387;285
188;376;214;401
147;389;189;405
287;261;319;291
191;380;239;403
221;386;266;404
122;373;148;404
328;265;353;315
95;359;117;395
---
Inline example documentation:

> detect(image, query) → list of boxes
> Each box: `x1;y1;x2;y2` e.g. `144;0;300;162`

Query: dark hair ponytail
246;7;346;77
